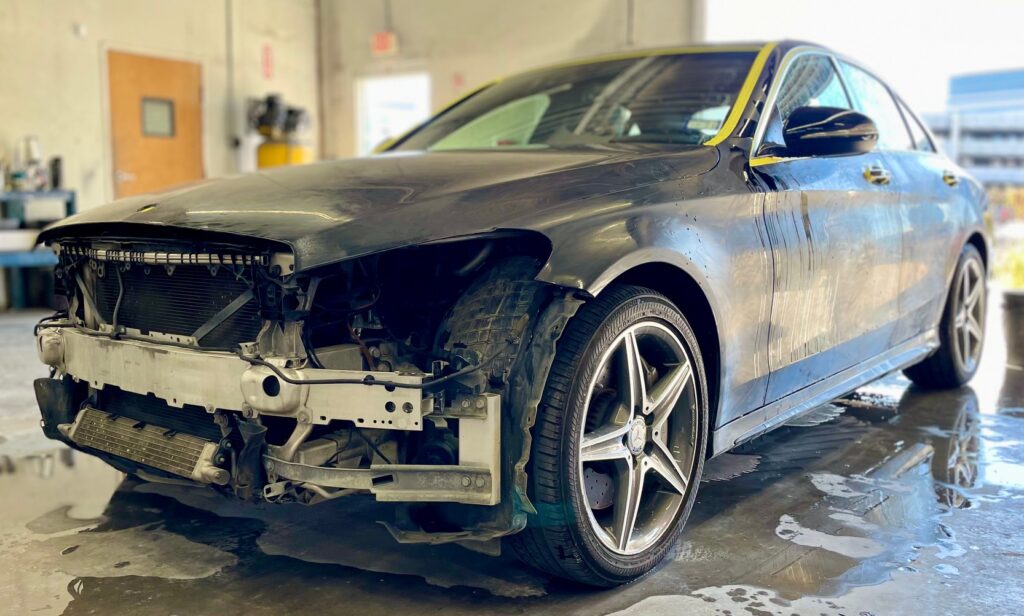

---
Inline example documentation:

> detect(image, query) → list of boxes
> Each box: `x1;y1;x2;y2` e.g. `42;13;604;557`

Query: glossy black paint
38;41;990;454
38;146;719;273
782;106;879;156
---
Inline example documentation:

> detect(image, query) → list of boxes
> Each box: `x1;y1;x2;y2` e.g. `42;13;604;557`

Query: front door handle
942;170;960;187
863;164;892;185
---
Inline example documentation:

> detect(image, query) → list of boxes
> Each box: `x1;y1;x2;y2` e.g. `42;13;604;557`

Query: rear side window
836;61;913;151
761;54;851;152
896;98;936;153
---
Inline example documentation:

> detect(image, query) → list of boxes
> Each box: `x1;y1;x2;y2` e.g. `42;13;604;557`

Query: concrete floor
1;306;1022;616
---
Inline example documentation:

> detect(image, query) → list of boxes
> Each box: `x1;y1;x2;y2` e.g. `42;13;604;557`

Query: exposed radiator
68;407;227;484
92;263;262;349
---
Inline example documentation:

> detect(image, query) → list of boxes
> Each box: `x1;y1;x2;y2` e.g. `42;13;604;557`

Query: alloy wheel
953;258;985;374
577;321;698;555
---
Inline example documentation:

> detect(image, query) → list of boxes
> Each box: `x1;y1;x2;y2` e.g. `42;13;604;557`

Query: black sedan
34;40;988;586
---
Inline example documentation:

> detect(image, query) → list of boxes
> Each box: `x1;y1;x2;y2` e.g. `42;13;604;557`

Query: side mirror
783;106;878;157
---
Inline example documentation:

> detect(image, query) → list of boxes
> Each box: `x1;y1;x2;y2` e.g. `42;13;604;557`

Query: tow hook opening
262;375;281;397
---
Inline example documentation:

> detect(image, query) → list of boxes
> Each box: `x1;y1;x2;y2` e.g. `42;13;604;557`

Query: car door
884;94;967;341
751;52;905;404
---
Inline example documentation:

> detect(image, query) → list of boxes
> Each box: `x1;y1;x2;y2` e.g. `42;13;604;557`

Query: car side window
761;54;851;153
836;61;914;151
896;98;936;153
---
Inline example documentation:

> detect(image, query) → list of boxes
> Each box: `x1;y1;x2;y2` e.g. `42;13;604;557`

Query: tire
509;284;708;586
904;244;986;389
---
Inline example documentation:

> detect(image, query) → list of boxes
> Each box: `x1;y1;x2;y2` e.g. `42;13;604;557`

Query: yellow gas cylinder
257;139;312;169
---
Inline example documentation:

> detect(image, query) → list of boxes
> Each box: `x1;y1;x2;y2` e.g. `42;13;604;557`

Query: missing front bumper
36;324;502;506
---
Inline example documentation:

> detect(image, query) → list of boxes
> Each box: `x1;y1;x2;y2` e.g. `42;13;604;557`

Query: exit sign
371;31;399;57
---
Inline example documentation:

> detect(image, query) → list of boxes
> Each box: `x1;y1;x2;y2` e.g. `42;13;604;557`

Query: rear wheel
904;244;986;388
510;285;707;586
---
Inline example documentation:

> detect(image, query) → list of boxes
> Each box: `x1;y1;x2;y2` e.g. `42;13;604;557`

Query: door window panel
837;61;913;151
761;54;850;152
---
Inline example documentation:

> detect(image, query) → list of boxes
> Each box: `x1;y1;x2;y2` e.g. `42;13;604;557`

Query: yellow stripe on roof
703;42;777;147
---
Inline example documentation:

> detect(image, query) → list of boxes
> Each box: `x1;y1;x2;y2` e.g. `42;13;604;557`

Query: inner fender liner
400;281;584;544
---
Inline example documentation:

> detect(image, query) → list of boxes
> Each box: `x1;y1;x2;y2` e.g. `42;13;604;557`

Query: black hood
39;146;719;271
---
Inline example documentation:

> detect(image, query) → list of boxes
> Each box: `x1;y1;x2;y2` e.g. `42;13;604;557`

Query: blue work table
0;190;75;308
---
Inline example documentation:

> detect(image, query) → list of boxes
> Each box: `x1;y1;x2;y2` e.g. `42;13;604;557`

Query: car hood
40;146;719;271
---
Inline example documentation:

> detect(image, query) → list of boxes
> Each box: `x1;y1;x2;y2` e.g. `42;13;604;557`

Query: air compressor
248;95;312;169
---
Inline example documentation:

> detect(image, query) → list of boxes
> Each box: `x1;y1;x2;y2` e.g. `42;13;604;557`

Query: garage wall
0;0;320;211
319;0;702;158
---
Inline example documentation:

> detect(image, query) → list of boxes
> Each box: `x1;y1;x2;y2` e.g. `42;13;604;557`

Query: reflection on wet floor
1;313;1023;614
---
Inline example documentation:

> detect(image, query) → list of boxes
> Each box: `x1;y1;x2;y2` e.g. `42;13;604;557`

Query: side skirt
710;330;939;455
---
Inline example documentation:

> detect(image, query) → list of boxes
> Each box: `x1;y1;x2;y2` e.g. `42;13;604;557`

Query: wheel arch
601;261;722;455
966;232;988;269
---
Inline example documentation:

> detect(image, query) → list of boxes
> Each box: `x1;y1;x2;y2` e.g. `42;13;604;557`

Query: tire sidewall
551;288;708;584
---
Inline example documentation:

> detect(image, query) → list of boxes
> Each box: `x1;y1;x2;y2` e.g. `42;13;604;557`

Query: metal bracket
263;392;502;506
265;456;497;505
191;288;255;342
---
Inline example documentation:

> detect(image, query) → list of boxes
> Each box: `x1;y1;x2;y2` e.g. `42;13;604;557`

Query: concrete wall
0;0;320;211
319;0;700;158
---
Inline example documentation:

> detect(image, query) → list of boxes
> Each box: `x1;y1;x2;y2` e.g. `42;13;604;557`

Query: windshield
394;51;758;151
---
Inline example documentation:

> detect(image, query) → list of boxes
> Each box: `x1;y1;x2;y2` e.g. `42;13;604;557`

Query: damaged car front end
34;230;579;545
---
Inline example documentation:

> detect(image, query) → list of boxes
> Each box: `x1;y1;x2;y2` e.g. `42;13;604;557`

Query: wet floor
1;305;1023;616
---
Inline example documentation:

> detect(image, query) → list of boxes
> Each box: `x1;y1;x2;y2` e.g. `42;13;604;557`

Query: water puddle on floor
0;374;1022;615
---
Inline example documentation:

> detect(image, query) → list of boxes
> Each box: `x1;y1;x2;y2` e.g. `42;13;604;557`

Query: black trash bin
1005;290;1024;368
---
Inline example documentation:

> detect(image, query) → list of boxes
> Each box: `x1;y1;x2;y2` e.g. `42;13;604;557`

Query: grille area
102;387;224;442
71;407;212;480
92;263;262;348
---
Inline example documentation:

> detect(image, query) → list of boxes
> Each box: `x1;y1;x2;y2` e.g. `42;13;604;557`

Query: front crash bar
36;324;429;431
264;458;496;505
266;393;502;506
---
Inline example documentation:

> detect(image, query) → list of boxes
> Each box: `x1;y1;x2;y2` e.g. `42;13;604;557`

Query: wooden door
108;51;203;198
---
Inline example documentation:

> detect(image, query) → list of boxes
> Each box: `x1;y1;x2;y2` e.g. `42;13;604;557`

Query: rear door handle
942;170;960;187
863;165;892;185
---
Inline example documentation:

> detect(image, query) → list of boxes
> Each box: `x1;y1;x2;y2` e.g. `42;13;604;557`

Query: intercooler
91;263;262;349
102;387;224;442
67;407;227;484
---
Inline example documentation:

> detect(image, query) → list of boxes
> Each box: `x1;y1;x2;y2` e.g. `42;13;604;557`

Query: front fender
529;183;775;428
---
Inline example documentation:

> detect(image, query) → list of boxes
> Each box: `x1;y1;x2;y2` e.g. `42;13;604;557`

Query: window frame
752;47;917;158
893;94;938;154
